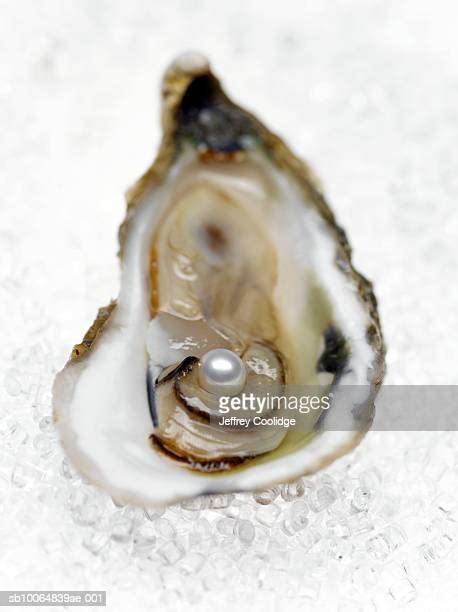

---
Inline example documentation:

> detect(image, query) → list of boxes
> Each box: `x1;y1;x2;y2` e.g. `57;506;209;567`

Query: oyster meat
53;52;384;506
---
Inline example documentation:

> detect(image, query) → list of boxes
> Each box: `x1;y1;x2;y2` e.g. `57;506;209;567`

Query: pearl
198;348;246;396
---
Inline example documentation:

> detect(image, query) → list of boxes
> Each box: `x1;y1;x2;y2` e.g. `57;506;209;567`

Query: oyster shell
53;52;384;506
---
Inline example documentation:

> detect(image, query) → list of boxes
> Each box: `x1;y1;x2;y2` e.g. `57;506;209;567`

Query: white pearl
198;349;246;396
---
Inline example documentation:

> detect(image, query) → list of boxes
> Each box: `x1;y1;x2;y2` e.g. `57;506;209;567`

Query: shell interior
53;53;384;506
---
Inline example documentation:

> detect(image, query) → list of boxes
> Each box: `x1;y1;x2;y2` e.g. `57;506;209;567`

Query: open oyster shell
53;52;385;506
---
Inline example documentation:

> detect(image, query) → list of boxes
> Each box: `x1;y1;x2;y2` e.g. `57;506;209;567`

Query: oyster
53;52;384;506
